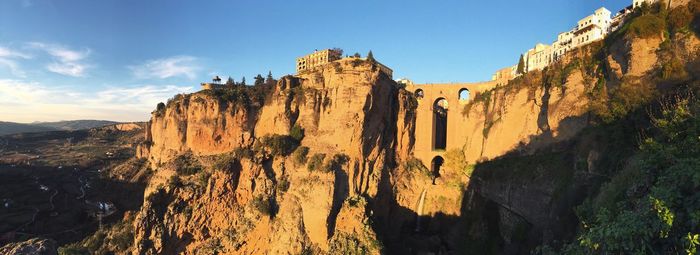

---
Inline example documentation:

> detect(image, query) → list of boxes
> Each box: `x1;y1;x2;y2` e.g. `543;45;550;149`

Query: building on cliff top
296;49;342;73
296;49;394;78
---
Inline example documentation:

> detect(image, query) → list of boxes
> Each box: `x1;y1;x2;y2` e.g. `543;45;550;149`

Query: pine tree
254;74;265;86
226;77;234;86
241;77;246;86
517;54;526;74
367;50;375;61
265;71;275;84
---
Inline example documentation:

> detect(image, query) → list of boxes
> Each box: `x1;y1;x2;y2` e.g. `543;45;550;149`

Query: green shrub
444;149;468;175
667;7;693;34
290;124;305;141
403;157;429;176
627;14;666;39
168;175;182;187
258;134;299;156
232;147;254;159
251;195;272;216
277;176;290;193
292;146;310;165
661;56;689;80
174;154;202;176
213;153;236;171
563;96;700;254
321;154;349;173
110;229;134;252
307;153;326;171
197;171;211;187
58;245;89;255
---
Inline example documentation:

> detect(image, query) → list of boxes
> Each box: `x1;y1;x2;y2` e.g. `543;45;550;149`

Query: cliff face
132;58;411;254
121;6;700;255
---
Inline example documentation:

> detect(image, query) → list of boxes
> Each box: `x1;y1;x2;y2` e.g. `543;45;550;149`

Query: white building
553;30;575;60
494;0;646;82
524;43;553;72
572;8;612;47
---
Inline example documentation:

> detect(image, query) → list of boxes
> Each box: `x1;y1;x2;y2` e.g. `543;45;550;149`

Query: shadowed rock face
132;59;410;254
129;19;699;254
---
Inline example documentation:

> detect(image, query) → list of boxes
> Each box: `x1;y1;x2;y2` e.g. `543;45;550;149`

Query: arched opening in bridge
432;98;448;150
415;89;424;99
459;88;470;102
431;156;444;184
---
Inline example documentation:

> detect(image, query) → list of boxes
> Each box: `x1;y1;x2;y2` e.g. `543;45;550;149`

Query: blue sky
0;0;631;122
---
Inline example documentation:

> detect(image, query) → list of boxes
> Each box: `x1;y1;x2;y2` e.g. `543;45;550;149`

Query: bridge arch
432;98;448;150
414;89;424;99
431;156;444;184
458;88;470;102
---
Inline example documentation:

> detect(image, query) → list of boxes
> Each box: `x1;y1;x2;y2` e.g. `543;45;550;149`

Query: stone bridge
404;81;498;176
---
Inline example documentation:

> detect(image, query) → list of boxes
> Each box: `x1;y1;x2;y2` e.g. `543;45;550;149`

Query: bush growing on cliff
212;152;237;171
290;124;305;141
307;153;326;171
277;176;290;193
562;95;700;254
251;195;273;216
628;14;667;39
403;157;429;176
444;149;472;177
258;134;299;156
322;154;349;173
58;245;89;255
668;7;693;34
168;175;182;187
292;146;310;165
174;154;203;176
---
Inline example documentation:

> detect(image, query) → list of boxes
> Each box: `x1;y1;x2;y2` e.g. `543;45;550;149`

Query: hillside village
491;0;662;84
202;0;662;92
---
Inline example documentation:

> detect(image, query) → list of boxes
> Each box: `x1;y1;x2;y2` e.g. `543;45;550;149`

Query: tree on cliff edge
265;71;275;85
226;77;234;86
517;54;526;74
254;74;265;86
367;50;375;62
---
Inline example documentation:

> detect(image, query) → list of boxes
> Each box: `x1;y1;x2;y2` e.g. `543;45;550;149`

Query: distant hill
0;120;120;136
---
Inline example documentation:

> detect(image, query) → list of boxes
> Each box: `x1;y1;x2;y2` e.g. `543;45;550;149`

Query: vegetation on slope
461;2;700;254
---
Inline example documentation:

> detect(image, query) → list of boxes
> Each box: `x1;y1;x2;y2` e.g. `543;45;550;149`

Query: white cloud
0;79;193;122
27;42;91;77
0;46;31;77
130;56;200;80
0;46;31;59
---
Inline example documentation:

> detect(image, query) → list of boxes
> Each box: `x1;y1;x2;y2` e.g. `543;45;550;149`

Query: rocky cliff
58;2;700;254
130;58;413;254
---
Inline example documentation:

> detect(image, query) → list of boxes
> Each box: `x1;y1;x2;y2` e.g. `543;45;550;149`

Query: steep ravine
58;3;700;254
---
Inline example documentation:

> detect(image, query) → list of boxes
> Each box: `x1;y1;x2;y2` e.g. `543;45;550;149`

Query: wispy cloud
130;56;200;80
0;79;193;122
27;42;91;77
0;46;31;77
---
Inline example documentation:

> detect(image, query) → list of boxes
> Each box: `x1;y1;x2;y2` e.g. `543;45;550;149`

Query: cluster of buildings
491;0;658;85
295;49;394;78
201;0;661;92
